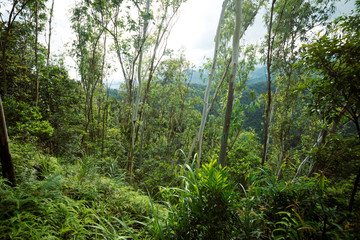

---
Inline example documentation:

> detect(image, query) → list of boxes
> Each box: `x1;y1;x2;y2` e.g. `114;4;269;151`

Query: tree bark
262;0;276;166
197;0;229;164
35;0;40;105
46;0;54;70
0;96;15;185
126;0;152;183
187;57;231;161
218;0;242;167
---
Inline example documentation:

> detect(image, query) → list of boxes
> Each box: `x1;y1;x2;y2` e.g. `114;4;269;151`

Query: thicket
1;141;359;239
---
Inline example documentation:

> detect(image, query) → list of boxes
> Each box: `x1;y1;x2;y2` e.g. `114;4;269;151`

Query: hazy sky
47;0;355;82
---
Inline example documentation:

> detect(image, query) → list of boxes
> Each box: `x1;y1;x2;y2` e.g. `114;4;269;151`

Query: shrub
161;159;239;240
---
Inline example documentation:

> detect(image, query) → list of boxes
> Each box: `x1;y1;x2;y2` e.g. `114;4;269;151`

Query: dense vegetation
1;0;359;239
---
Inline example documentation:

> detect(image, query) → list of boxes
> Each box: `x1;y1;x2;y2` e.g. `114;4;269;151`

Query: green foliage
1;140;173;239
1;1;360;239
0;174;94;240
136;158;179;197
302;6;360;129
227;130;262;186
39;64;83;157
241;81;267;136
239;166;359;239
310;135;360;179
161;159;239;239
3;96;53;141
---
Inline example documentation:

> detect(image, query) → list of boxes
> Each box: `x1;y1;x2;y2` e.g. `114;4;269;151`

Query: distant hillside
248;66;267;85
185;69;208;85
185;66;267;86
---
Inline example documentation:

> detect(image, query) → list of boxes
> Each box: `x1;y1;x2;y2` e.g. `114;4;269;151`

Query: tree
0;96;15;185
302;3;360;211
71;0;107;150
94;0;186;181
1;0;32;95
187;0;229;164
218;0;242;167
187;0;262;165
261;0;336;166
46;0;54;70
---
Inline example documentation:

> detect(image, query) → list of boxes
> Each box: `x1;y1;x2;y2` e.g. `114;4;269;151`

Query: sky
46;0;355;83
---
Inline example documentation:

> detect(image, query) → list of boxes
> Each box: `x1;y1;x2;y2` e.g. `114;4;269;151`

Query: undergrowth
1;141;359;239
0;141;166;239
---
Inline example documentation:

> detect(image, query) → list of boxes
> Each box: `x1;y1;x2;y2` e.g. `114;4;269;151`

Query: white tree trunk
187;0;229;163
218;0;242;167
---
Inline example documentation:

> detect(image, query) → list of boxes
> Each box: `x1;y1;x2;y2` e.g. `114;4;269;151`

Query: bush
161;159;239;240
3;96;53;142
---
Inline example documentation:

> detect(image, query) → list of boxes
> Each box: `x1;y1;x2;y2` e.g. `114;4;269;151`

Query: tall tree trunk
0;96;15;185
262;0;276;166
188;0;260;161
261;0;289;166
46;0;54;70
187;57;230;161
1;31;9;95
196;0;229;164
35;0;39;106
218;0;242;167
127;0;151;183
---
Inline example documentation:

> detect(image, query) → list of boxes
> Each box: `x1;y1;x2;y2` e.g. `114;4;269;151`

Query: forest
0;0;359;239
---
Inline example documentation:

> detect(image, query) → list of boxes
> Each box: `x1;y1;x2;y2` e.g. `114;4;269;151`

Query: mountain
184;69;208;85
248;66;267;84
185;66;267;86
106;66;267;90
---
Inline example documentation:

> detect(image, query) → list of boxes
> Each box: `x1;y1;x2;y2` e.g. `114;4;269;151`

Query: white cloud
167;0;223;65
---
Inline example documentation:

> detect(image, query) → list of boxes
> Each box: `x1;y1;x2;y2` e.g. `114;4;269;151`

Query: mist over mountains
187;66;267;85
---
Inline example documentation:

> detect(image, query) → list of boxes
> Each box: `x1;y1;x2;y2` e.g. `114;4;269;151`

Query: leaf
273;227;287;232
250;90;255;101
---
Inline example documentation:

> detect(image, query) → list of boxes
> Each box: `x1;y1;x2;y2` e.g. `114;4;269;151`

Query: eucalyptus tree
71;0;107;149
217;0;263;166
90;0;187;181
266;0;335;177
187;0;263;165
260;0;336;166
46;0;54;70
29;0;48;106
187;0;229;165
218;0;243;167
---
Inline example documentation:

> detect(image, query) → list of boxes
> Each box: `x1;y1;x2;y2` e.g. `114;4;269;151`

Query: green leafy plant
3;96;54;141
161;159;239;240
